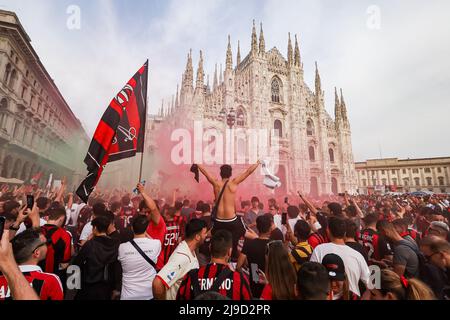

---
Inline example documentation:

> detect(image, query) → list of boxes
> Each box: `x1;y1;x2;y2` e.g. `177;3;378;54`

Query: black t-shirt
212;217;246;262
270;228;284;241
198;215;212;256
346;241;369;263
241;238;270;298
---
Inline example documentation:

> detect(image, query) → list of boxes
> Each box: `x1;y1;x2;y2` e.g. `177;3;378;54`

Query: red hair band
400;275;409;289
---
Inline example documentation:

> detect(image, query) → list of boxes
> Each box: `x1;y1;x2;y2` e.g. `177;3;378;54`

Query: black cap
322;253;346;281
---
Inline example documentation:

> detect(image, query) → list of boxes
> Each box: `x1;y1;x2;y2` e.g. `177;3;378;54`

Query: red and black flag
76;61;148;203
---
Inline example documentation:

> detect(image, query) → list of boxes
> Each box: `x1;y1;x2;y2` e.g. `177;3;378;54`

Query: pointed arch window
329;148;335;163
3;63;11;83
236;107;245;127
271;77;281;103
274;119;282;138
307;120;314;136
309;146;315;161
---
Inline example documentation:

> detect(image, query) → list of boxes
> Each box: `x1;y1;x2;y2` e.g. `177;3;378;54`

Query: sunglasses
32;240;48;253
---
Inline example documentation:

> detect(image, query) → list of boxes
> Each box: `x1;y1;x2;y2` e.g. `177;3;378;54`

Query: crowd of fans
0;165;449;301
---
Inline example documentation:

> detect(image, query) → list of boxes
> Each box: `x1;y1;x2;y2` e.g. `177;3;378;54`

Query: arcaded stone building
0;10;88;189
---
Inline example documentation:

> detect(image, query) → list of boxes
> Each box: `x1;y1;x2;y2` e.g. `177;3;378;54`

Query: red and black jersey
308;232;329;249
39;224;72;274
115;206;136;233
177;263;252;300
0;265;63;300
76;205;92;237
400;229;420;241
358;228;391;261
161;215;186;264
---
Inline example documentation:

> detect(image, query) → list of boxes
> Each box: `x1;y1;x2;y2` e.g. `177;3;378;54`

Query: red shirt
177;263;252;300
308;232;329;249
260;284;272;300
0;265;63;300
40;224;72;274
146;216;166;270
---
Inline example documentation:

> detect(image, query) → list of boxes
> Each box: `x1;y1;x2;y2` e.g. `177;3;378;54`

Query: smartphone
26;194;34;209
0;216;5;239
281;212;287;225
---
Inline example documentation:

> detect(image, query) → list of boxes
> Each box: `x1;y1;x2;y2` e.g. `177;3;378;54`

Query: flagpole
138;59;149;183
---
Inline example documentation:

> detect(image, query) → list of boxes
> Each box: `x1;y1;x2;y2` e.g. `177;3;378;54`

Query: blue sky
0;0;449;162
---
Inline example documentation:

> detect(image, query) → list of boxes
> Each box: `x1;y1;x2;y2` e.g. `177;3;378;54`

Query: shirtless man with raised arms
196;161;260;263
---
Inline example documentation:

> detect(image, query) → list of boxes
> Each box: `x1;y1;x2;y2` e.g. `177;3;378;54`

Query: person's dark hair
210;229;232;258
328;216;347;239
287;205;300;219
3;200;20;214
345;219;358;240
220;164;232;179
182;199;190;207
256;214;272;234
36;197;50;210
393;218;408;230
241;200;250;210
201;203;211;213
110;201;121;213
195;291;229;300
103;210;115;225
251;196;259;204
2;212;16;222
294;220;311;241
93;202;106;217
132;214;149;235
363;213;379;226
328;202;343;216
175;201;183;211
47;207;67;222
166;206;176;218
91;216;110;234
121;195;131;207
11;229;43;264
266;241;297;300
258;203;264;211
376;219;392;233
297;262;330;300
185;218;207;240
0;192;14;201
345;205;357;218
196;201;204;211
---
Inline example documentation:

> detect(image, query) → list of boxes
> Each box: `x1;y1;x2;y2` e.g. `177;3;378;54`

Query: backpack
398;240;427;279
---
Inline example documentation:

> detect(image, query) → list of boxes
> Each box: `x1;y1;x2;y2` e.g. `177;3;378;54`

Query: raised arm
297;191;318;216
137;183;161;225
233;161;261;185
197;164;217;186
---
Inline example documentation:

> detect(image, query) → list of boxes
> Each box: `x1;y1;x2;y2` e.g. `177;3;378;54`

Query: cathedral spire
159;99;164;117
196;50;204;88
259;22;265;54
175;84;179;107
219;63;223;83
251;20;258;55
236;41;241;66
287;33;293;66
171;95;174;114
183;49;193;88
315;61;322;96
340;88;348;121
213;63;218;89
226;35;233;70
294;34;300;67
334;87;341;120
206;74;210;92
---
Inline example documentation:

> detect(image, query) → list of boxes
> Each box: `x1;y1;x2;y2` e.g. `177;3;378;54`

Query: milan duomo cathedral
148;21;358;197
